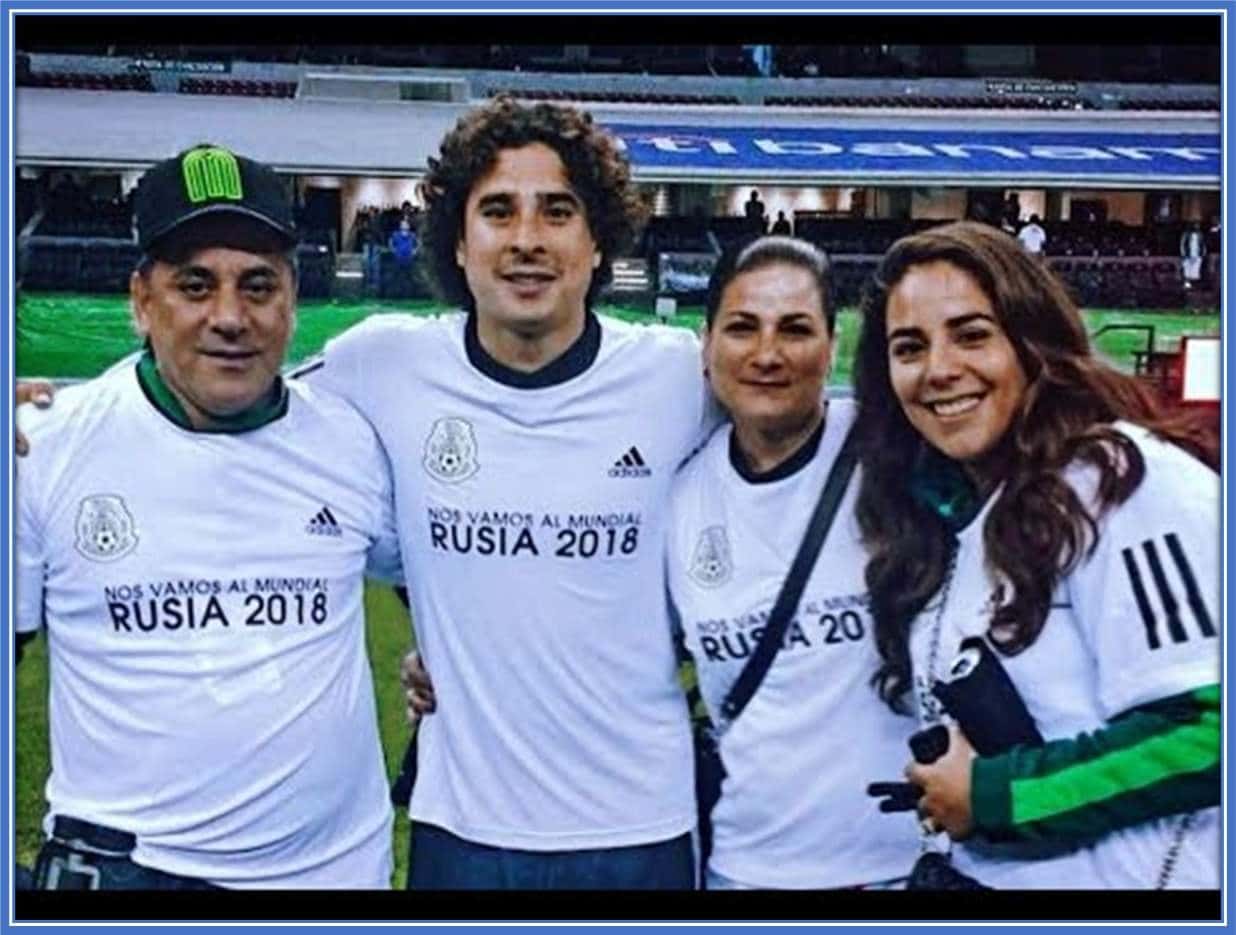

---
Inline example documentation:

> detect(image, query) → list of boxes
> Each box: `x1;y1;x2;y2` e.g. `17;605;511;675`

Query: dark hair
704;235;834;331
418;96;647;311
853;221;1217;712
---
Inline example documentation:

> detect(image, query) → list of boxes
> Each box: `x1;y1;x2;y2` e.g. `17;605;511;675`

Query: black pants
34;816;219;891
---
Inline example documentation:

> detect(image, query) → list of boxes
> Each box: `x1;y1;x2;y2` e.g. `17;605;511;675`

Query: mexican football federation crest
689;525;732;588
75;495;138;562
423;417;479;483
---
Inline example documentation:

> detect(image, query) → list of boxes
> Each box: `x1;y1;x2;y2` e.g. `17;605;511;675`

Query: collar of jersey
136;349;289;434
907;445;985;533
729;416;826;485
464;310;601;389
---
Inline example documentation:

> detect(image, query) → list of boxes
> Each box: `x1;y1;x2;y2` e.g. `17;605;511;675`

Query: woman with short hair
667;236;917;890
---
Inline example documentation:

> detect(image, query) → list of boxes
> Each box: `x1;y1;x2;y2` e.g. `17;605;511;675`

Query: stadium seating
178;77;297;97
376;250;429;300
36;191;133;240
765;94;1091;110
18;70;154;92
20;239;85;291
1117;98;1219;112
639;216;719;256
295;243;336;299
81;241;144;292
485;87;740;106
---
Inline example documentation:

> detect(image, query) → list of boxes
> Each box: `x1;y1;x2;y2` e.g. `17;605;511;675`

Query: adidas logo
305;506;343;537
608;446;652;478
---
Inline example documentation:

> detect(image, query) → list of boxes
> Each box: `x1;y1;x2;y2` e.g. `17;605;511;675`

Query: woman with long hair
853;220;1219;888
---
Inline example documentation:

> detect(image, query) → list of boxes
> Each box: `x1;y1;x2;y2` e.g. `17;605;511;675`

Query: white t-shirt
667;399;918;888
1017;223;1047;255
909;423;1220;888
16;363;403;888
314;311;716;850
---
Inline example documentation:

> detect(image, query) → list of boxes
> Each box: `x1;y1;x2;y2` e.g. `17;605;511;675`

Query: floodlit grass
15;292;1220;384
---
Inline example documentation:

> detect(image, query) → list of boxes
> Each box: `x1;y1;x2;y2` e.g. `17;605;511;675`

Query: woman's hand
905;723;977;840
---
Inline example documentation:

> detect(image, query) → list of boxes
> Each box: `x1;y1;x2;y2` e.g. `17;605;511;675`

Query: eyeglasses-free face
704;262;833;450
885;260;1028;481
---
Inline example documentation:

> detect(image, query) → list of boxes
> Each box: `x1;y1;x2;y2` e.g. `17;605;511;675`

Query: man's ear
592;247;601;270
456;239;466;269
130;270;151;338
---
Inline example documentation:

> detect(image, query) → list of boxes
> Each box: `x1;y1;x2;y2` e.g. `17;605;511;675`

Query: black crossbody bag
688;426;859;887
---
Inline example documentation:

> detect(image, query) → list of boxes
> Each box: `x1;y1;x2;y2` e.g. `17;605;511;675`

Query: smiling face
131;245;294;428
885;260;1028;475
455;142;600;346
704;262;832;444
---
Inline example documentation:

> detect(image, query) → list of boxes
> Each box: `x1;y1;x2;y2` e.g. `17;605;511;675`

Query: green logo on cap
181;147;244;203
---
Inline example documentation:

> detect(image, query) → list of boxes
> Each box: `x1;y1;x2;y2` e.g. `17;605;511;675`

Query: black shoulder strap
718;425;860;726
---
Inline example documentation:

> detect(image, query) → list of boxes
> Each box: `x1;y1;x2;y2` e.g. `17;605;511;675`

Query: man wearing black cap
16;144;403;889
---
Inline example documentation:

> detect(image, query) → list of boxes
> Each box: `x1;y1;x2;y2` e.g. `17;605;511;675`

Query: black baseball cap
134;144;298;252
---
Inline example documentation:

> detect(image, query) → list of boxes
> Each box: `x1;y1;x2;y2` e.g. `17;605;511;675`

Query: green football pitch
11;292;1221;887
15;291;1221;383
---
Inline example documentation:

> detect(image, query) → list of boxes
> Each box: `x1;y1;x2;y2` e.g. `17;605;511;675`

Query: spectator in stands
388;218;417;264
744;189;767;232
1204;215;1221;290
1001;194;1021;236
1179;220;1206;291
1016;215;1047;257
771;210;792;236
385;218;418;298
352;206;383;292
853;220;1219;889
349;206;371;252
380;205;402;239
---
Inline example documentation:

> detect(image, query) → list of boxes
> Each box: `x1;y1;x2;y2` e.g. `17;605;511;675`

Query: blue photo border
0;2;1229;931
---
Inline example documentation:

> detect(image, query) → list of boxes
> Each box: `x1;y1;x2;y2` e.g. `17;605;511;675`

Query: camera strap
714;424;859;734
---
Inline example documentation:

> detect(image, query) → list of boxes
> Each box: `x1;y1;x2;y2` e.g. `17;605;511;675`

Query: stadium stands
485;87;740;106
14;45;1220;310
19;237;141;292
1117;98;1220;112
178;77;297;98
765;94;1092;110
19;70;154;92
637;213;1216;309
296;243;336;299
15;47;1219;113
35;185;133;239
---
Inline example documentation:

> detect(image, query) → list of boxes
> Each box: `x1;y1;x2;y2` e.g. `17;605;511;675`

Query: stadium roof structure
14;90;1220;190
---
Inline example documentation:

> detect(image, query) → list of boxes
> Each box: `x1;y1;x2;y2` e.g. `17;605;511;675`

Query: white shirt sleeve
363;446;404;586
15;415;46;635
1068;433;1220;717
291;323;368;402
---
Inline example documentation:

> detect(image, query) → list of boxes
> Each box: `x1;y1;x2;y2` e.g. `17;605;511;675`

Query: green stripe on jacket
971;684;1219;843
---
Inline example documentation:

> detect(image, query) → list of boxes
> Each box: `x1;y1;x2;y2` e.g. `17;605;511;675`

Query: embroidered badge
689;525;732;588
75;494;139;562
423;417;480;483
